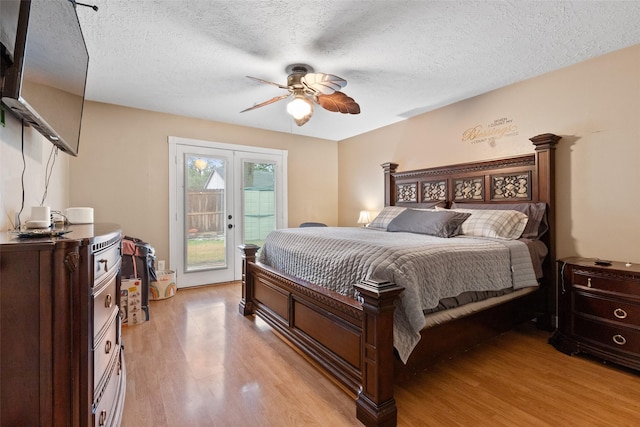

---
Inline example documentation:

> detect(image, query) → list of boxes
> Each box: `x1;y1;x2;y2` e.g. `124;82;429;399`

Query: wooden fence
186;191;224;234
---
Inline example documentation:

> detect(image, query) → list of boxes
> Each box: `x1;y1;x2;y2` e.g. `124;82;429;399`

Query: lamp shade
287;96;313;119
357;210;371;226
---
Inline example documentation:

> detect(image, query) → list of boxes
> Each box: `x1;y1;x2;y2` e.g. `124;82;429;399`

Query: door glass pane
184;154;226;272
243;161;276;249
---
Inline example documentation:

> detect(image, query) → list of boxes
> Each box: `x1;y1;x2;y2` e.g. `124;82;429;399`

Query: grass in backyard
187;238;225;266
186;238;266;267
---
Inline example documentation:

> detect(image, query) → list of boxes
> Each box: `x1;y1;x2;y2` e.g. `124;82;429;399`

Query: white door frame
169;136;288;287
174;144;235;286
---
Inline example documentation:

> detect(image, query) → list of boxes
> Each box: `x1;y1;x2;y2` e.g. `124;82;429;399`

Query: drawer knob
612;334;627;346
98;259;108;272
105;294;113;308
587;278;592;288
99;409;107;426
614;308;628;319
105;340;112;354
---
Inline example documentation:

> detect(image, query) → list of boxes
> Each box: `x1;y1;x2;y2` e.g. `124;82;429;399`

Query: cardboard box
121;278;146;325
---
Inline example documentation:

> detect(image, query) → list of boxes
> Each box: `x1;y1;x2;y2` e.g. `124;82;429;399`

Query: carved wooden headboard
381;133;560;327
382;133;559;209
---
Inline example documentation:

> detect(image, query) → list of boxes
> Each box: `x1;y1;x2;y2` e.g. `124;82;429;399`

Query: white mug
31;206;51;222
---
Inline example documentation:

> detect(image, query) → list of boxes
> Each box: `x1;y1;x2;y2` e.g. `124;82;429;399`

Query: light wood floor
120;282;640;427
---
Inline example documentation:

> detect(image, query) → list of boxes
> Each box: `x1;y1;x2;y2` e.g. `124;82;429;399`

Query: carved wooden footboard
239;133;560;427
239;252;402;426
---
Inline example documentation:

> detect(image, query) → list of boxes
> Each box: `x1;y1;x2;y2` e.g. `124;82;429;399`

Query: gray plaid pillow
452;208;528;240
451;202;547;239
368;206;407;230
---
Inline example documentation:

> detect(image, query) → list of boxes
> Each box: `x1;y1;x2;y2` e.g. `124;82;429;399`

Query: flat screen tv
1;0;89;156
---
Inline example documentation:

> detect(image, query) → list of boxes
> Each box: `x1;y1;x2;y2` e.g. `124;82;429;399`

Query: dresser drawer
572;270;640;299
574;292;640;327
94;312;119;396
573;316;640;355
94;243;121;285
94;275;118;339
93;348;122;427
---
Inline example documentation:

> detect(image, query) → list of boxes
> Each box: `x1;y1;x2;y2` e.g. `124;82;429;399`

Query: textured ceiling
76;1;640;141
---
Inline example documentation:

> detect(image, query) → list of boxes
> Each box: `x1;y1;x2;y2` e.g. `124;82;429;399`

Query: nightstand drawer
552;258;640;372
574;292;640;327
572;270;640;298
574;316;640;354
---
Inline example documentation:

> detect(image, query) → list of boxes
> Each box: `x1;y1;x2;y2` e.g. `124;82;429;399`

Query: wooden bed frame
239;133;560;427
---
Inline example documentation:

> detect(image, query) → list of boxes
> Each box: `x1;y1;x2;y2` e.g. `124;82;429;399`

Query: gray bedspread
257;227;538;363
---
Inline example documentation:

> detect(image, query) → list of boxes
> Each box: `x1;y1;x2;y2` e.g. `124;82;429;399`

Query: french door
169;137;287;288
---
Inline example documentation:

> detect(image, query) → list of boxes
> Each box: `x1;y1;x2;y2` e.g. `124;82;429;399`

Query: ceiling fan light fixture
286;95;313;120
243;63;360;126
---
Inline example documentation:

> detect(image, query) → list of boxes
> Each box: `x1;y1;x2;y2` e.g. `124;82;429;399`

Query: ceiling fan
241;64;360;126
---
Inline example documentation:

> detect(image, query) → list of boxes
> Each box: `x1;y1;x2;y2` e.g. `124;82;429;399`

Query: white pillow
451;208;529;240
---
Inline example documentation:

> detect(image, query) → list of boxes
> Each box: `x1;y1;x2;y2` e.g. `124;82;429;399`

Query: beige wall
0;112;69;231
70;102;338;266
339;43;640;264
4;43;638;267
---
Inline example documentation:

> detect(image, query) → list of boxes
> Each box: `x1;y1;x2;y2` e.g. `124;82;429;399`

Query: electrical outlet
158;260;165;271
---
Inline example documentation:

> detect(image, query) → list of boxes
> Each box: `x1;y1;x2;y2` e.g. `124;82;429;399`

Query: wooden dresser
0;223;126;426
550;257;640;371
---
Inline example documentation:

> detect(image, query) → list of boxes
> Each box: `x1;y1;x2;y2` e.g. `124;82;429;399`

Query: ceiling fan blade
302;73;347;95
245;76;289;90
316;92;360;114
240;93;291;113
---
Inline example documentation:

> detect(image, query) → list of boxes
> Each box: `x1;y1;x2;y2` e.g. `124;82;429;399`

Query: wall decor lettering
461;117;519;145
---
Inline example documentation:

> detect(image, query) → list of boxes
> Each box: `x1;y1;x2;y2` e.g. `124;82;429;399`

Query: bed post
381;162;398;207
238;244;259;316
354;279;404;427
529;133;560;330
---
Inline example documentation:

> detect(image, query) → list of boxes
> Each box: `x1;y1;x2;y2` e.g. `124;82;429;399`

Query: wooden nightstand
549;257;640;371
